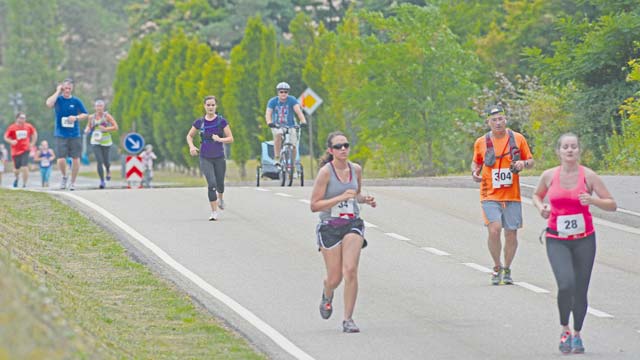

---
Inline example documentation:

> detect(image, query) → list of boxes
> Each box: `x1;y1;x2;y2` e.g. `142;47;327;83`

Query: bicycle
275;124;304;187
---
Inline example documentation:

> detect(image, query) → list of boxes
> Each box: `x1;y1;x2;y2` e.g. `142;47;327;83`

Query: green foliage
222;16;277;177
606;58;640;172
307;5;481;176
0;0;62;138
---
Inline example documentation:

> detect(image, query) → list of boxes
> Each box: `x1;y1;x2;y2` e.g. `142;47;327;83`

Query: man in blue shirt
265;82;307;164
45;79;88;190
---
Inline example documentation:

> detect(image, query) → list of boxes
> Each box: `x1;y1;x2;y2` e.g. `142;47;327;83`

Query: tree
222;16;277;177
0;0;62;138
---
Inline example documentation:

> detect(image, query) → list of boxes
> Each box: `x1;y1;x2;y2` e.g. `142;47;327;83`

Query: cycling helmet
276;82;291;91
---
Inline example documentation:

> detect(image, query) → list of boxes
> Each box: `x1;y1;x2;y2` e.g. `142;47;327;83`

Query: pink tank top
547;166;594;240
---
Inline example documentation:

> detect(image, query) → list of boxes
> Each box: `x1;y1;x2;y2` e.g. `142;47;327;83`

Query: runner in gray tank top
310;131;376;333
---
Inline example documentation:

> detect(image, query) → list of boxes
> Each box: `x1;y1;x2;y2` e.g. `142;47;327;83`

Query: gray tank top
319;161;360;221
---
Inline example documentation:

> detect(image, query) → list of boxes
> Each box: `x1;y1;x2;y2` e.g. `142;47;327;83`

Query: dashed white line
298;199;311;204
587;307;614;318
275;193;293;197
421;247;450;256
514;281;549;293
385;232;411;241
364;221;378;228
59;192;315;360
462;263;493;273
255;188;270;192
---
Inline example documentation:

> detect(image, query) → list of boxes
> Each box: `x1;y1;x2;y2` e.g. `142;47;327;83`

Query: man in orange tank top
471;105;534;285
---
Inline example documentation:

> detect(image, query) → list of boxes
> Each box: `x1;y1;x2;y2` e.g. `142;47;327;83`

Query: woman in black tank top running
310;131;376;333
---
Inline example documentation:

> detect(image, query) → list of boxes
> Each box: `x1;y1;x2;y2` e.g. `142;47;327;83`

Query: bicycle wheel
299;164;304;187
256;166;261;187
286;149;294;187
279;159;286;187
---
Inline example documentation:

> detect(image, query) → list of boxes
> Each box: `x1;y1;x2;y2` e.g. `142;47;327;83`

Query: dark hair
319;131;346;166
203;95;217;104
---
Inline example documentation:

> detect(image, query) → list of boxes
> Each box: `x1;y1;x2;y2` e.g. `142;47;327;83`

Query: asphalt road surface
52;183;640;360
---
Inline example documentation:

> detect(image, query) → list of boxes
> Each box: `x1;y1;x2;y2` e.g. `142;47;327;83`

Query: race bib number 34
557;213;586;236
492;168;513;188
331;199;355;219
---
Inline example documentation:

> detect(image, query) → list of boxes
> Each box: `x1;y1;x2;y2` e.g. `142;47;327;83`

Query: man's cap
486;105;505;116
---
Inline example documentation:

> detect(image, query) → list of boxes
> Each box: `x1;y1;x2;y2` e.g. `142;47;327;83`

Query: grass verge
0;189;265;359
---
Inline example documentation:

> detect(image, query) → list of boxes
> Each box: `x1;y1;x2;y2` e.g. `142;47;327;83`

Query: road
51;183;640;360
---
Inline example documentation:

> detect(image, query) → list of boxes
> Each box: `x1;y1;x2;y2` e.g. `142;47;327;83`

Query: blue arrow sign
123;132;145;154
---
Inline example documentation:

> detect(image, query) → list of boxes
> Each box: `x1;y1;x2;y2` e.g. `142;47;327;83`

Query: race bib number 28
331;199;355;219
557;213;586;236
492;168;513;188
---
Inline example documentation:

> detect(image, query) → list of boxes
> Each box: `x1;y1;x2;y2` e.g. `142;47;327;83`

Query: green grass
0;189;266;359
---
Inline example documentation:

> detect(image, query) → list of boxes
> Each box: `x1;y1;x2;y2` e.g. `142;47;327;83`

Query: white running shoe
60;177;68;190
208;211;219;221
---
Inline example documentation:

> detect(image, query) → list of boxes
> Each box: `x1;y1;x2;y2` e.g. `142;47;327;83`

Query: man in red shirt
4;112;37;188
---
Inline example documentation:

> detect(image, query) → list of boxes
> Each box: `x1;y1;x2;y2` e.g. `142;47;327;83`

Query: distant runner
186;96;234;220
3;112;37;188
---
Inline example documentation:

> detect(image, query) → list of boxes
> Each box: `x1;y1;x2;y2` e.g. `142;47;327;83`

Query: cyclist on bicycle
265;82;307;165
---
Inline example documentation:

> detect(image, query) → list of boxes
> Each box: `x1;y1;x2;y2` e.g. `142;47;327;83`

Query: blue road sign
123;132;145;154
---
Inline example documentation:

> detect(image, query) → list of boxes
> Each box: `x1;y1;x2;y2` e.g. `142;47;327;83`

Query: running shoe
572;335;585;354
502;267;514;285
60;177;68;190
319;291;333;320
106;173;111;181
99;181;106;189
342;319;360;333
68;183;75;191
208;211;219;221
559;331;572;354
218;199;225;210
13;179;18;188
491;266;502;286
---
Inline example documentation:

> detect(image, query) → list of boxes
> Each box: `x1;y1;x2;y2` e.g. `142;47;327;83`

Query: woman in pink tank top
532;133;616;354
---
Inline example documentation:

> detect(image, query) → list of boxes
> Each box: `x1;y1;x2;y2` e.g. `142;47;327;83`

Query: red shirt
4;122;36;157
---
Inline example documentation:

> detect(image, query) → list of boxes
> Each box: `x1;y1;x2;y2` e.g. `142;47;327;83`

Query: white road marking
514;282;549;293
587;307;614;318
255;188;270;192
59;192;315;360
298;199;311;204
364;221;378;228
593;217;640;235
421;247;450;256
617;207;640;217
462;263;493;273
275;193;293;197
385;232;411;241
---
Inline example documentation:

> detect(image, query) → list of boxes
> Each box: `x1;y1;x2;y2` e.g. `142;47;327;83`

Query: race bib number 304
492;168;513;188
331;199;355;219
557;213;586;236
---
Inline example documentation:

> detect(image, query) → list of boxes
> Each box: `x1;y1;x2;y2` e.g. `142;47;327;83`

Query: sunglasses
331;143;350;150
278;90;289;94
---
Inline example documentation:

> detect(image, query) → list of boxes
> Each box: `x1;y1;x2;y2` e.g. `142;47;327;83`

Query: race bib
15;130;27;140
92;130;103;142
331;199;355;219
41;158;50;167
61;116;74;128
557;213;586;236
492;168;513;188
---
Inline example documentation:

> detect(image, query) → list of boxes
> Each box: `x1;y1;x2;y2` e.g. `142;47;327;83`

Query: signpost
125;155;144;188
122;132;145;188
299;88;324;179
123;132;145;154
